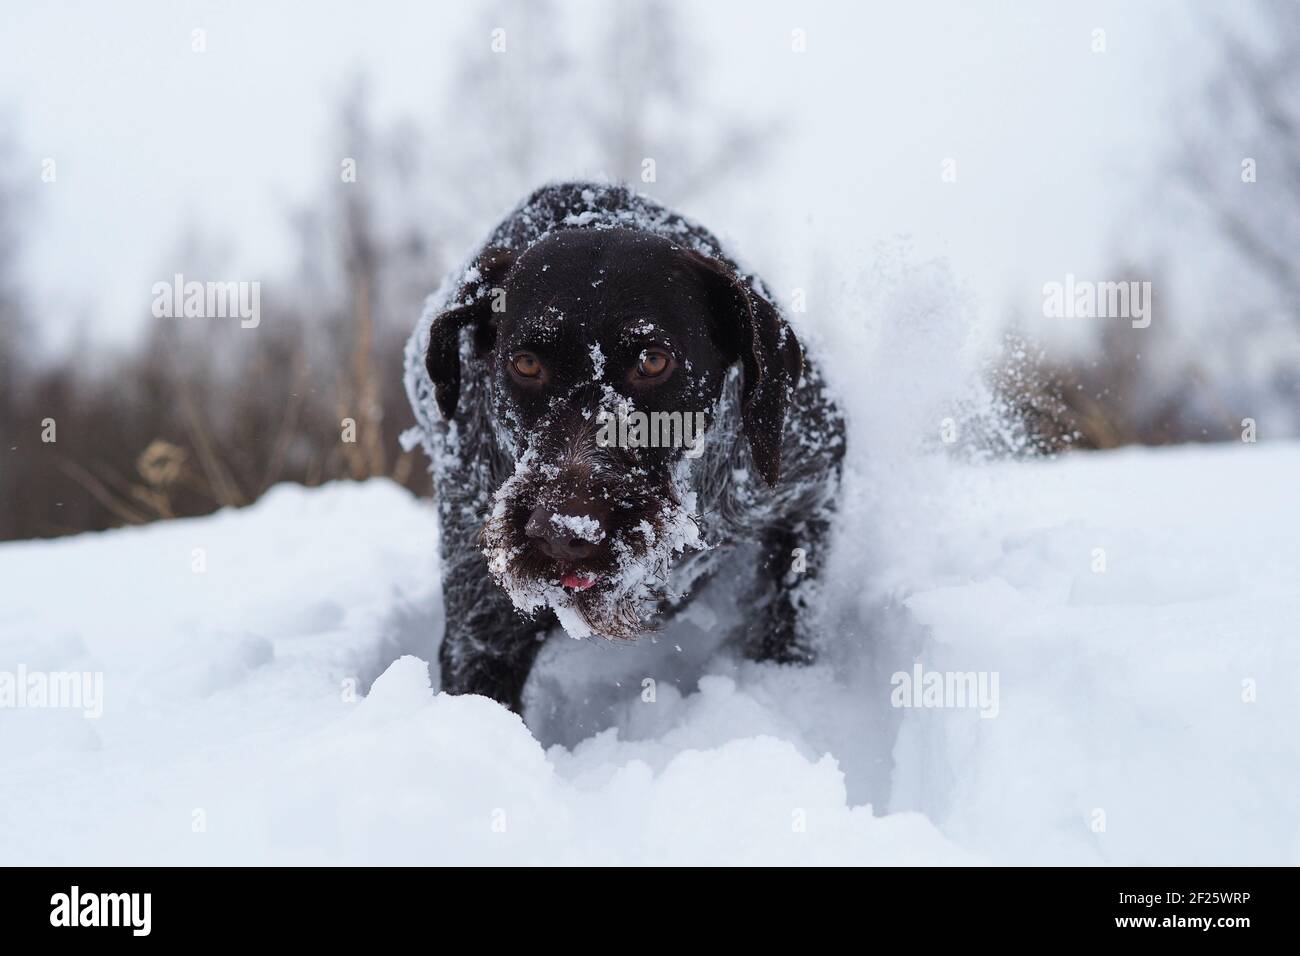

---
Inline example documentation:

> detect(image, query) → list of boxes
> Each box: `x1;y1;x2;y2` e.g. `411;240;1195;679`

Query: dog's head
425;227;802;638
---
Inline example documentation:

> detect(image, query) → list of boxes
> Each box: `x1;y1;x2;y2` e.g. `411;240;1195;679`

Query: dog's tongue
562;572;597;591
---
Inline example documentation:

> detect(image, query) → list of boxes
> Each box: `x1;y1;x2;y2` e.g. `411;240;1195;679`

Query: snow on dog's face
424;227;803;639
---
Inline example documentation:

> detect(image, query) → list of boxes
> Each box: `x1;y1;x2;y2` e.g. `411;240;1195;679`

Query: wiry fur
403;182;845;712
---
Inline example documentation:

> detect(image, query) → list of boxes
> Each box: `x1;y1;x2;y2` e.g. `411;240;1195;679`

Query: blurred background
1;0;1296;541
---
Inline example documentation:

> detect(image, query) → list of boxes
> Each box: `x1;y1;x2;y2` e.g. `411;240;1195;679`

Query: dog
403;183;845;713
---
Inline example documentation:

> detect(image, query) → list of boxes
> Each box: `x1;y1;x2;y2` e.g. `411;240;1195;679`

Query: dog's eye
510;352;544;379
635;349;672;379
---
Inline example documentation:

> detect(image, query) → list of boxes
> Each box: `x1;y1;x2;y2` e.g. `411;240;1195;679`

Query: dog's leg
737;517;831;664
438;623;545;713
437;499;552;712
438;569;550;712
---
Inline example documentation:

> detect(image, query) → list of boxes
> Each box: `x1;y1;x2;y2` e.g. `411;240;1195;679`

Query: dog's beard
480;451;703;640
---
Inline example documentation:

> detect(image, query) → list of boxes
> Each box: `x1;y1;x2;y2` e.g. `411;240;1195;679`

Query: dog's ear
425;247;515;419
685;250;804;486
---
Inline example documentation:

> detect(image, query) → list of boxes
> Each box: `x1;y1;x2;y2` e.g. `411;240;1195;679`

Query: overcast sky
1;0;1216;354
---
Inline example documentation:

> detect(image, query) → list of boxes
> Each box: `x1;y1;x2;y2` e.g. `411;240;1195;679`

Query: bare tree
1173;0;1300;430
436;0;774;223
1179;1;1300;320
590;0;776;202
0;0;780;541
0;125;32;538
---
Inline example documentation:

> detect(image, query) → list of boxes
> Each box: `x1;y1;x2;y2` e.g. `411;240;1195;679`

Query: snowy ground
2;438;1296;865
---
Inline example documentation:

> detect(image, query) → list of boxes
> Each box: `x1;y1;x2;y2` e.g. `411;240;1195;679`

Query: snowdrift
2;439;1297;865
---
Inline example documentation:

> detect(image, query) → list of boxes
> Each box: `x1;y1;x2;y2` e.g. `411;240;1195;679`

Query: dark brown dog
404;183;845;712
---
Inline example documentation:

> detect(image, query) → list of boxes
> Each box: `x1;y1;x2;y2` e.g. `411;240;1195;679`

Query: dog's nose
525;503;609;562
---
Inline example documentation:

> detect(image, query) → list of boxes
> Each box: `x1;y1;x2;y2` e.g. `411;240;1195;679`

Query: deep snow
2;439;1296;865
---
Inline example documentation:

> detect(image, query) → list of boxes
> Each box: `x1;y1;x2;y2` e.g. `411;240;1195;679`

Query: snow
4;231;1297;862
2;437;1297;864
549;513;605;543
